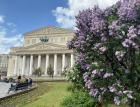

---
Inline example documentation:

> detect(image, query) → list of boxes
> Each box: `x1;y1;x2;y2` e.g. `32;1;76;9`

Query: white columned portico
54;54;57;76
45;54;49;75
29;55;33;76
37;55;41;68
14;56;18;75
71;53;74;67
62;54;66;72
22;55;26;75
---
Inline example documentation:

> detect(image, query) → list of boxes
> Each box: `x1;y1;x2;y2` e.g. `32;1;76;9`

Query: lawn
17;82;128;107
20;82;70;107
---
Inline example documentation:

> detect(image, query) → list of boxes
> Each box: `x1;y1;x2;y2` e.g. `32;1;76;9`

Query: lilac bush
67;0;140;106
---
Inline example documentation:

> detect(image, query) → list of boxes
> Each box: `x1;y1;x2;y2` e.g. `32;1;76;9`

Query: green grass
20;82;70;107
17;82;128;107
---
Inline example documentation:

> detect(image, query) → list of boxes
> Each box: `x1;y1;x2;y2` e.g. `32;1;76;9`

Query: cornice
10;49;74;55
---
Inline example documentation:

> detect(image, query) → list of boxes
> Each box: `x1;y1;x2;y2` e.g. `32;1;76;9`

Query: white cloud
0;16;23;54
0;15;5;23
53;0;118;28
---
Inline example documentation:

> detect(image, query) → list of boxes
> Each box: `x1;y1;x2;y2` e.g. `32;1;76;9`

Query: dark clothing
28;78;32;86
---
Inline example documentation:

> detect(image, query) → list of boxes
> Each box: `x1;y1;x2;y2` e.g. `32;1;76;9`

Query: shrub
33;68;42;77
47;65;54;78
61;91;97;107
67;0;140;106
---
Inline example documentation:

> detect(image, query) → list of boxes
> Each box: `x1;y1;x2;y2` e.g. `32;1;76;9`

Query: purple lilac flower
127;93;133;99
114;96;121;105
123;90;133;99
117;91;123;96
123;90;133;94
83;72;89;82
127;26;137;39
90;7;107;35
89;88;99;97
118;0;137;22
91;69;99;77
109;86;117;92
99;47;107;54
103;73;113;78
76;9;92;33
122;39;138;49
138;29;140;35
84;64;91;70
76;53;85;64
109;20;120;30
85;79;93;89
67;40;74;49
101;36;107;42
115;51;125;61
94;43;102;50
74;41;81;48
92;69;98;74
104;7;114;17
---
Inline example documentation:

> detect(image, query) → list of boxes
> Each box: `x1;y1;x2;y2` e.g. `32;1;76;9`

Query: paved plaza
0;82;11;98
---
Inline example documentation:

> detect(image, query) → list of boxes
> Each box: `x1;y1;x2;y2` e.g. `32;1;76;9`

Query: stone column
22;55;26;75
62;54;66;72
14;56;18;76
37;55;41;68
45;54;49;75
71;53;74;67
54;54;57;76
29;55;33;76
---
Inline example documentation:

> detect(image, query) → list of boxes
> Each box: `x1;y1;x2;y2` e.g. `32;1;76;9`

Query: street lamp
40;36;49;43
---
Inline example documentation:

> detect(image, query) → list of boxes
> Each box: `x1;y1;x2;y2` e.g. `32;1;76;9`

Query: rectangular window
32;39;36;44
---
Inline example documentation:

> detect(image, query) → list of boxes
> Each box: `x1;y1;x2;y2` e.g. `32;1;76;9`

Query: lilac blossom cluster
115;51;125;61
118;0;137;22
122;26;139;49
83;71;134;105
67;0;140;105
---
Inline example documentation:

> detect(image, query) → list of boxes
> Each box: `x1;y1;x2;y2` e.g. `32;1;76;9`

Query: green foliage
61;91;97;107
47;65;54;78
61;67;68;77
33;67;42;77
66;65;84;90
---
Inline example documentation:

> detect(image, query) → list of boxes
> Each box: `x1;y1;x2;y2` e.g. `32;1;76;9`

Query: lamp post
40;36;49;44
39;36;49;75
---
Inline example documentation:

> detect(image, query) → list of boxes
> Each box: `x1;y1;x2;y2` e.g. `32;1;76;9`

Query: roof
24;26;74;36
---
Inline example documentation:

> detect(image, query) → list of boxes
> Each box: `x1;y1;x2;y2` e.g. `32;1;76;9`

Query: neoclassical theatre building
7;26;74;77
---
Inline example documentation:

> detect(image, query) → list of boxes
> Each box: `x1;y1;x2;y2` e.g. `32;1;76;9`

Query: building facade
7;26;74;77
0;54;9;76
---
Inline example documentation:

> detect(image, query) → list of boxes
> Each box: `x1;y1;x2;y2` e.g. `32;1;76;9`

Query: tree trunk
98;102;103;107
135;102;140;107
130;101;140;107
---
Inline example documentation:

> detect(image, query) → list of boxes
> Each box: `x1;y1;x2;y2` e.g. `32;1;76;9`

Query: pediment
24;26;73;36
22;43;67;50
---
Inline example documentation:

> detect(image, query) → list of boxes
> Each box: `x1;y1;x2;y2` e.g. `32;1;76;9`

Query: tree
33;67;42;77
47;65;54;78
67;0;140;106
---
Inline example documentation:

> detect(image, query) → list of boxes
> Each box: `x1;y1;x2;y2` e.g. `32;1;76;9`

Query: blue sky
0;0;118;53
0;0;67;35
